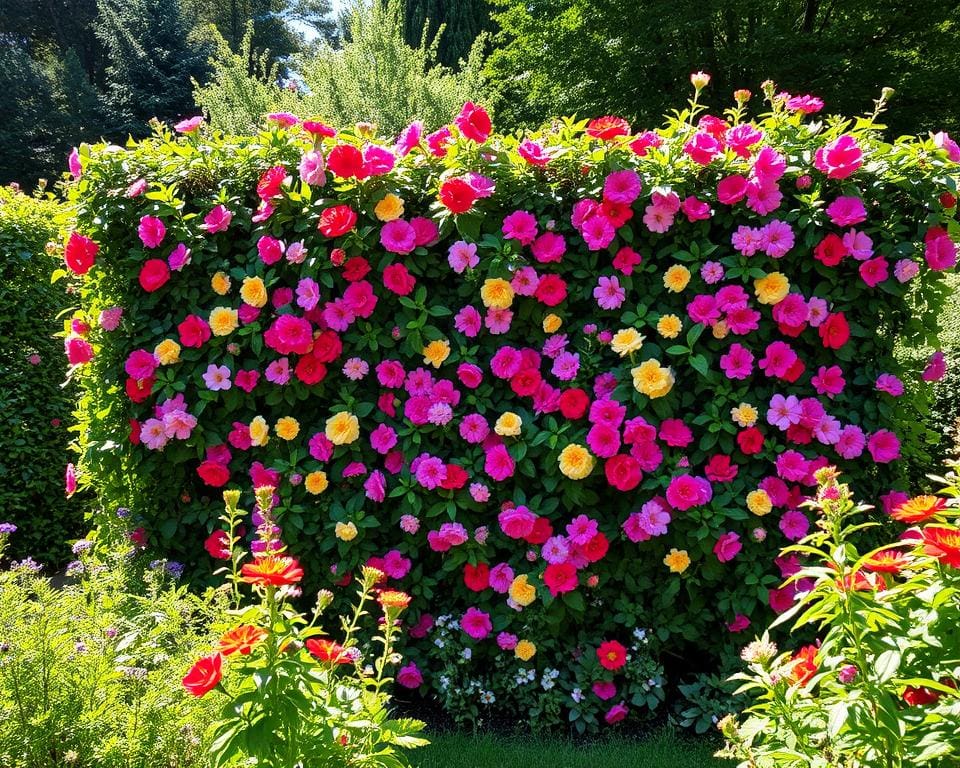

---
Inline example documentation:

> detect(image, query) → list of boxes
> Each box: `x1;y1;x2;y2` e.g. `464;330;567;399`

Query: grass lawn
414;728;730;768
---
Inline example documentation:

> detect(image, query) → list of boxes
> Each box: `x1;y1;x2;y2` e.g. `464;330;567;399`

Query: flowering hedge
62;82;959;730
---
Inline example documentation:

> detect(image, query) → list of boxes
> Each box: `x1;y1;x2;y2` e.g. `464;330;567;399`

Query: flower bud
690;71;711;90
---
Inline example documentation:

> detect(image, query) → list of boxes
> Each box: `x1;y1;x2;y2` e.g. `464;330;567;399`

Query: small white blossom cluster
541;667;561;690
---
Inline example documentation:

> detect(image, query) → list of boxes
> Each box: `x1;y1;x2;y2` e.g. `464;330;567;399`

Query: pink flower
767;393;802;431
593;275;626;310
835;424;866;459
580;215;615;250
894;259;919;283
680;196;711;221
65;336;94;365
779;510;809;541
867;430;900;464
814;134;863;179
934;131;960;162
138;216;166;248
298;149;326;186
603;170;642;205
665;475;712;511
811;365;845;398
454;306;482;337
454;102;492;144
448;240;478;273
202;364;232;391
460;607;493;640
925;232;958;271
593;681;617;700
531;232;566;263
642;203;674;233
517;138;550;165
720;343;754;380
65;462;77;496
759;341;798;379
683;131;722;165
759;220;794;258
397;662;423;688
717;175;749;205
922;351;946;382
68;148;82;178
499;505;536;539
484;444;515;481
202;205;232;233
713;532;741;562
380;219;417;254
859;257;889;287
363;144;396;176
826;196;867;226
489;563;514;592
726;123;763;157
174;115;203;133
726;614;751;632
604;703;628;725
264;315;312;355
395;120;423;156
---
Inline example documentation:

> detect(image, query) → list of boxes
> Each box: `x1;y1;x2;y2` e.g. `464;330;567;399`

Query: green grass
414;728;730;768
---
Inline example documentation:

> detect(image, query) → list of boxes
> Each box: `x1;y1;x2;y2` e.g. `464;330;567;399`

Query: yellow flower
558;443;595;480
610;328;644;357
480;278;514;309
509;575;537;606
275;416;300;441
731;403;758;428
209;306;238;336
240;276;268;308
631;359;675;398
422;339;451;368
663;548;690;573
495;412;522;437
211;271;231;295
747;489;772;516
305;471;328;495
154;339;181;365
335;521;358;542
325;411;360;445
656;314;682;339
249;416;270;447
712;319;730;339
515;640;537;661
663;264;691;293
754;272;790;305
374;193;404;222
542;313;562;333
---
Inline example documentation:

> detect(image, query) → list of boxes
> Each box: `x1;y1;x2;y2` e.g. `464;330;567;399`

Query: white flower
462;648;472;660
480;691;496;704
571;687;583;703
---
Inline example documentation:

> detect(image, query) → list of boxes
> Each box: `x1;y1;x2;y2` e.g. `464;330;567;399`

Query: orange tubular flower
239;555;304;587
862;550;911;574
891;495;948;524
305;638;354;664
218;625;268;656
922;526;960;568
787;645;819;687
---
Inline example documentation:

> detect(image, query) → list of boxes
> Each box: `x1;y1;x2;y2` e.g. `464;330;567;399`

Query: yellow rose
509;575;537;607
656;314;682;339
558;443;595;480
712;319;730;339
249;415;270;447
731;403;758;427
631;359;675;398
542;313;562;333
325;411;360;445
335;521;358;542
747;489;772;516
663;548;690;574
374;193;404;222
610;328;644;357
480;278;514;309
514;640;537;661
275;416;300;441
663;264;691;293
240;276;268;308
754;272;790;305
154;339;181;365
211;271;231;295
305;470;328;495
495;412;522;437
422;339;451;368
209;306;238;336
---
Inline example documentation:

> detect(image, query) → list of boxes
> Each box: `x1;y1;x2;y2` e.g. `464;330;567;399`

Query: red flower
125;375;155;403
239;555;304;587
294;355;327;385
597;640;627;670
311;330;343;363
454;101;492;143
813;233;848;266
182;653;222;697
922;526;960;568
463;562;490;592
704;454;738;483
737;427;764;455
306;638;353;664
439;177;478;214
204;530;231;560
788;644;819;687
543;562;578;596
583;532;609;563
64;232;98;275
440;463;469;490
510;368;542;397
129;418;141;445
559;388;590;419
342;256;371;281
534;273;567;306
586;116;631;141
138;259;170;292
326;144;367;179
819;312;850;350
177;314;211;348
218;625;268;656
525;516;553;545
197;460;230;488
256;165;287;201
383;263;416;296
862;550;910;574
604;454;642;491
903;686;940;707
891;495;947;524
318;204;358;237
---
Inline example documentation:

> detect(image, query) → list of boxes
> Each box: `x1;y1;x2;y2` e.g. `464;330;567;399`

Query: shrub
717;465;960;766
186;487;426;767
0;525;221;767
63;83;959;730
0;184;82;564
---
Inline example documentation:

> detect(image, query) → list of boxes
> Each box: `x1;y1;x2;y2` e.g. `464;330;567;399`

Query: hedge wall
63;90;959;730
0;185;82;564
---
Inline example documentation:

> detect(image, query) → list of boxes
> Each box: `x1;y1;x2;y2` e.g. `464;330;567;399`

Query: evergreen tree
183;0;299;69
286;0;338;44
402;0;492;67
0;43;60;184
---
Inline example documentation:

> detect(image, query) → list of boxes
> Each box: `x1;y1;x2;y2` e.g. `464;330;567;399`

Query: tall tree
286;0;338;43
184;0;299;69
402;0;492;67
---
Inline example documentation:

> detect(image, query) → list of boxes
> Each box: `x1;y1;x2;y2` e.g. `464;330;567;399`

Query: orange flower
835;569;886;593
891;495;947;524
239;555;304;587
305;638;354;664
378;590;411;610
922;526;960;568
787;644;818;687
218;625;268;656
862;550;911;574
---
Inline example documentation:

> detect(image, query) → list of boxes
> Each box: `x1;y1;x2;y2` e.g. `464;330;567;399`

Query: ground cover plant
61;78;959;730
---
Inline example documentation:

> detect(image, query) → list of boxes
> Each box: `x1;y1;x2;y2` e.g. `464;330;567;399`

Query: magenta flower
380;219;417;254
137;216;166;248
593;275;626;310
460;607;492;640
201;204;232;233
713;532;741;563
502;210;538;245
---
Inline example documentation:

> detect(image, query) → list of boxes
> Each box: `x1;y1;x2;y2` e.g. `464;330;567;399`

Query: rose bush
62;80;959;729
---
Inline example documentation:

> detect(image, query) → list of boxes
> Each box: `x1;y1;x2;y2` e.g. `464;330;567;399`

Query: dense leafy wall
63;92;958;729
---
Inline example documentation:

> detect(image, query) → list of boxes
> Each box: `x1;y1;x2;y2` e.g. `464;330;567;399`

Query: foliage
0;526;222;768
0;185;82;564
63;86;958;731
402;0;493;68
718;465;960;766
194;0;490;137
485;0;960;139
183;0;306;65
187;486;426;767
